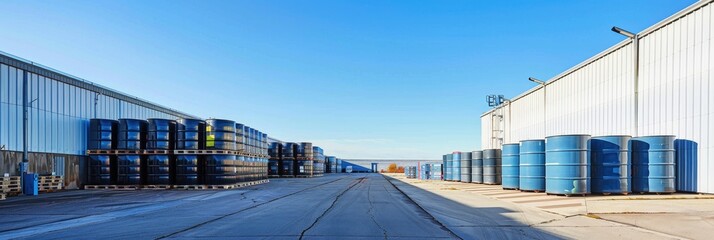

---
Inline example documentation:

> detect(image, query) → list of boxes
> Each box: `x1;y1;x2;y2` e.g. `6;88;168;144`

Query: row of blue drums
442;150;501;185
444;135;678;195
502;135;676;195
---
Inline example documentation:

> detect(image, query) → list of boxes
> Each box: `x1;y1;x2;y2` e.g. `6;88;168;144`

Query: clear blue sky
0;0;696;159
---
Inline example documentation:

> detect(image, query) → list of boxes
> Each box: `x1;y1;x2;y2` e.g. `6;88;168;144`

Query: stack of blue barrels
175;118;204;185
268;142;282;177
87;119;117;185
145;118;175;185
205;119;237;185
444;154;452;181
116;119;147;185
282;143;297;176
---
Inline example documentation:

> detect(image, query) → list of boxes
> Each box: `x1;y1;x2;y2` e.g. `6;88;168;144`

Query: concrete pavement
1;173;710;239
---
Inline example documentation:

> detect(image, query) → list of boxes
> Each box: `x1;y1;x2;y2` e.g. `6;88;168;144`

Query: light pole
612;26;639;137
529;77;547;137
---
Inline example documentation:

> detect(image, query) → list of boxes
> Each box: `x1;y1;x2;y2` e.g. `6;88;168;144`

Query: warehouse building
0;51;198;189
481;1;714;193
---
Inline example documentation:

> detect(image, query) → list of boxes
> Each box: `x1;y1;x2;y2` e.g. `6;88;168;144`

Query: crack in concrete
298;177;365;240
366;181;388;240
156;177;349;239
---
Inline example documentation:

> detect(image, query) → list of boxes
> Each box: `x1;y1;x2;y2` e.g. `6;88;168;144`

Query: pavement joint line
299;177;365;240
156;176;350;240
383;175;463;240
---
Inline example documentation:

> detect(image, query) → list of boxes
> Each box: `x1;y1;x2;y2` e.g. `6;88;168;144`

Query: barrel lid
90;118;116;121
591;135;632;138
502;143;520;146
118;118;146;121
519;139;545;142
545;134;591;138
634;135;676;138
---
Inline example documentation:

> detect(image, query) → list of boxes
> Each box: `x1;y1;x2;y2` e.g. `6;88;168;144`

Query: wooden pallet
115;150;143;154
173;185;208;190
143;149;172;154
142;185;172;190
173;149;237;155
84;185;140;190
86;149;112;154
294;175;313;178
0;185;21;193
0;176;21;182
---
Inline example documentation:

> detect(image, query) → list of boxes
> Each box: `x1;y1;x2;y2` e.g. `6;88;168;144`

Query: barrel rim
502;143;520;146
545;134;591;138
146;118;176;122
90;118;118;122
520;139;546;142
205;118;236;123
591;135;633;138
471;150;483;153
118;118;148;122
633;135;677;138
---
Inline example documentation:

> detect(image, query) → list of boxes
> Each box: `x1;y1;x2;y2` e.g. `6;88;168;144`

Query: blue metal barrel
591;135;631;194
175;155;199;185
445;154;453;181
483;149;502;185
460;152;472;183
471;151;483;183
205;154;237;185
442;155;447;180
146;118;175;150
675;139;697;192
88;119;117;150
545;134;590;195
146;155;171;185
632;136;676;193
520;140;546;191
282;142;297;176
502;143;520;189
88;155;113;185
205;119;236;150
176;119;205;150
268;142;283;177
117;155;142;185
452;152;461;181
117;119;147;150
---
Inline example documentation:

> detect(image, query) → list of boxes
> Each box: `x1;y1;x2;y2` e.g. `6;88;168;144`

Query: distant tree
387;163;398;173
397;166;405;173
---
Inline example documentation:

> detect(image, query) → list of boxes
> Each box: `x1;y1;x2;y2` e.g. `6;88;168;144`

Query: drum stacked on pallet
145;118;175;186
281;143;297;176
312;146;325;177
296;142;314;177
86;117;271;190
175;118;204;185
88;119;117;185
471;151;483;184
460;152;472;183
205;119;237;185
268;142;283;178
326;156;337;173
116;119;148;185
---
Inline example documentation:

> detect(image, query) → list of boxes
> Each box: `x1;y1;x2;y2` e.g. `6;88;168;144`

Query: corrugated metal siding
481;114;493;149
0;63;190;155
638;2;713;193
545;44;635;137
509;89;545;142
481;1;714;193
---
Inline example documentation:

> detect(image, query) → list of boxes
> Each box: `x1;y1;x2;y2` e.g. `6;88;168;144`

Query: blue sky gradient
0;0;696;159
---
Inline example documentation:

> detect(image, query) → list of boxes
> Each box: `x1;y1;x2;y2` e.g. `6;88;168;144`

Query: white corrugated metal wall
480;1;714;193
638;2;713;193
